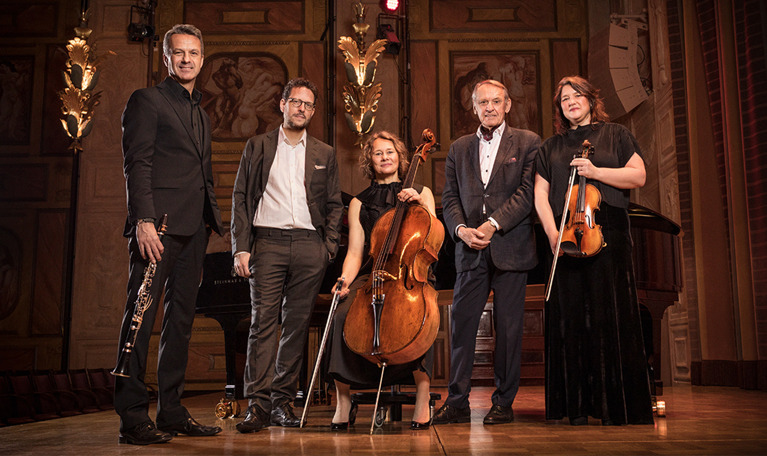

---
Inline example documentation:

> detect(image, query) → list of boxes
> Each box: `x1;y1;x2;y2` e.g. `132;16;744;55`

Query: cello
544;139;606;301
343;129;444;432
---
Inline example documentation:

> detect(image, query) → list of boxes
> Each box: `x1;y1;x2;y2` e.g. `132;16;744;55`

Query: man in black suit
115;24;224;445
434;79;540;425
231;78;343;433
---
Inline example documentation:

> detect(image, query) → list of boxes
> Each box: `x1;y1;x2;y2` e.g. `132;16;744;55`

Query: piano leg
209;313;245;418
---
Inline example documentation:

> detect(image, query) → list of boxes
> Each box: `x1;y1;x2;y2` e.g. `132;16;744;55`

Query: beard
285;114;311;130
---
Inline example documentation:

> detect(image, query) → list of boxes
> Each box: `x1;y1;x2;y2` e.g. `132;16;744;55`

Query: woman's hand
398;187;423;205
547;230;563;256
570;157;597;179
336;277;350;299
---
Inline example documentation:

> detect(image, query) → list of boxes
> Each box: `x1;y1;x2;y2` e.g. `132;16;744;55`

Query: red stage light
380;0;399;13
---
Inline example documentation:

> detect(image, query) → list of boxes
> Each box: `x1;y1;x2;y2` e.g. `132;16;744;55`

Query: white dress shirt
253;126;315;230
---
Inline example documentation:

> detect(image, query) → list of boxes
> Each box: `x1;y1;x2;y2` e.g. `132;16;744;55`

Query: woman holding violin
534;76;653;426
325;131;436;431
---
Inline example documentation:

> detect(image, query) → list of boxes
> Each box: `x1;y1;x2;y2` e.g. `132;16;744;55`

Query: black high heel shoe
330;402;359;431
410;420;430;430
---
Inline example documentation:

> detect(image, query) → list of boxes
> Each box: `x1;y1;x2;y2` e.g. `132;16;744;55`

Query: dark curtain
733;1;767;366
696;0;767;381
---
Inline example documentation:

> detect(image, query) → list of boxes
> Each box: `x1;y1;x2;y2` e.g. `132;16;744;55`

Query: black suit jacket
122;77;224;237
442;125;540;272
230;128;343;261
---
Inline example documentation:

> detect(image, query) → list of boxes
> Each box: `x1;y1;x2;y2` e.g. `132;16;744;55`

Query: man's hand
476;221;497;243
136;221;164;263
458;225;491;250
233;252;252;278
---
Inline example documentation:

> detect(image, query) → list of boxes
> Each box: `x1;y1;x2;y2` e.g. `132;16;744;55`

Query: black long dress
536;123;654;425
326;181;434;389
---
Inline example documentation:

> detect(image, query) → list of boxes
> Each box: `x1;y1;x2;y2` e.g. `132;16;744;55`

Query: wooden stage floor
2;385;766;455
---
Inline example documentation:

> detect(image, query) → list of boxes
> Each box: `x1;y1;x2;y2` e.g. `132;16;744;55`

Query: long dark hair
552;75;609;134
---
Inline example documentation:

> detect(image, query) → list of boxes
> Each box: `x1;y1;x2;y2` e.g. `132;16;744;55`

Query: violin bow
299;276;345;428
544;139;592;301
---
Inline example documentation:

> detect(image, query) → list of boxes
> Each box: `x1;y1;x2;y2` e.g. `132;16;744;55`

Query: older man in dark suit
231;77;343;433
115;24;224;445
434;79;540;425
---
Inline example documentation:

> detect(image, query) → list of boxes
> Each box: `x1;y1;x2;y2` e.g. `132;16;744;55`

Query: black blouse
354;181;424;274
536;122;642;217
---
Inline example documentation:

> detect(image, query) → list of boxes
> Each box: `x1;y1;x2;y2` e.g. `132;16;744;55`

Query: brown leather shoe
432;403;471;425
119;421;173;445
158;416;222;436
236;405;270;433
483;404;514;424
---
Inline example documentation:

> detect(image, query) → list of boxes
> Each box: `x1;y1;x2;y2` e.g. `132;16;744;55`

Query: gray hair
163;24;204;58
471;79;510;104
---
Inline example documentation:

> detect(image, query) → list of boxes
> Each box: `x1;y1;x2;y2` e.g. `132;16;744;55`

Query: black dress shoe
410;420;431;430
271;403;301;427
330;402;358;431
431;404;471;425
483;404;514;424
119;421;173;445
236;405;270;433
159;416;222;436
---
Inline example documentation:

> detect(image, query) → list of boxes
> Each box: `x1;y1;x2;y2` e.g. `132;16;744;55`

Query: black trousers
243;228;328;412
445;248;527;409
114;221;209;430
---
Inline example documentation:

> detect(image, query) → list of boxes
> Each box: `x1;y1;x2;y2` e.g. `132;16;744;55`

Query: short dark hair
282;77;319;104
552;75;610;134
359;131;410;181
163;24;204;58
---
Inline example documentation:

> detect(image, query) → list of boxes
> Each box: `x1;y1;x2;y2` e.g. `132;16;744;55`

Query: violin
544;139;605;301
343;129;444;366
559;139;605;257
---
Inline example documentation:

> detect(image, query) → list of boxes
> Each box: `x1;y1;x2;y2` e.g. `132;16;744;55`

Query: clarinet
111;214;168;378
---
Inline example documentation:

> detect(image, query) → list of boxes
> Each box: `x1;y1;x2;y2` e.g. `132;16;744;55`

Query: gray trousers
243;228;328;412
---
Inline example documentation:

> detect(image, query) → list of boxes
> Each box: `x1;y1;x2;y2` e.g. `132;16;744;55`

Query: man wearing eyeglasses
231;77;343;433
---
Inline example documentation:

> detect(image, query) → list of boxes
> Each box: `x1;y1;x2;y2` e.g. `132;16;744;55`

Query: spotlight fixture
127;1;156;42
377;23;400;55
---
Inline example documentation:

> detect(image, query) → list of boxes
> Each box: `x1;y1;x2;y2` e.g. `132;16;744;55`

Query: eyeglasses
287;98;316;111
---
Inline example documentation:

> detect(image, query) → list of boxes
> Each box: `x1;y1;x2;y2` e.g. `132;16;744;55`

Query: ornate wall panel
184;1;305;34
0;2;59;38
31;210;66;336
429;0;556;33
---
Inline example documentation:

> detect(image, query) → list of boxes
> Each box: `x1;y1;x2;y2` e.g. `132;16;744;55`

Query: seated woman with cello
534;76;653;426
326;131;436;431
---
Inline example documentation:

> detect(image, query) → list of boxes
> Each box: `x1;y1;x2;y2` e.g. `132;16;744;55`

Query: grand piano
196;202;681;412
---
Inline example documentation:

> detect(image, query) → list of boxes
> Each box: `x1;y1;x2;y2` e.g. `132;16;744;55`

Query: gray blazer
442;125;540;272
230;127;343;261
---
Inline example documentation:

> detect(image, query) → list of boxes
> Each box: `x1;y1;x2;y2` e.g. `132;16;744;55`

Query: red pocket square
506;157;517;164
